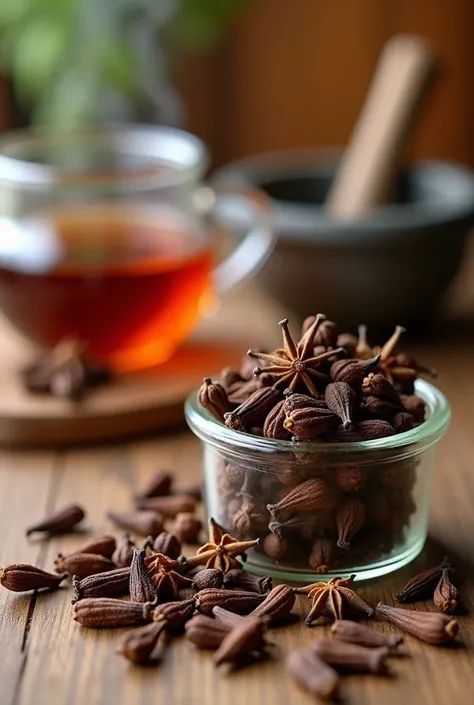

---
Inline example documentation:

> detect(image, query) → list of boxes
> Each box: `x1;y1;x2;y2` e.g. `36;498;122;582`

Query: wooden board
0;319;241;446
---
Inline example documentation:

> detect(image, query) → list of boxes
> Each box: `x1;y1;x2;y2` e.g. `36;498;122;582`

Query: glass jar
185;380;450;582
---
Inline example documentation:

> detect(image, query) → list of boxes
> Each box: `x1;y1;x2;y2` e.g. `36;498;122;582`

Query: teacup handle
195;184;275;295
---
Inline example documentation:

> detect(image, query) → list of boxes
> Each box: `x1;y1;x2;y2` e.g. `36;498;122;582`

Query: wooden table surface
0;297;473;705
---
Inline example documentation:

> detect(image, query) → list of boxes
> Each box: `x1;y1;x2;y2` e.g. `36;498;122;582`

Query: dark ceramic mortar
215;150;474;331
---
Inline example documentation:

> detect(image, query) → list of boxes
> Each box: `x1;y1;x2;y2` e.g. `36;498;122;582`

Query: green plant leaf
100;37;141;100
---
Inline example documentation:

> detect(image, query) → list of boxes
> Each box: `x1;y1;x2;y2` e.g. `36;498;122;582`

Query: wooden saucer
0;321;240;446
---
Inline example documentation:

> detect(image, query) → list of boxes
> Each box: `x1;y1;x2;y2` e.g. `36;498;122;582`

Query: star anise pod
21;338;110;401
144;553;193;601
354;325;436;387
247;316;345;396
294;575;374;625
184;518;259;573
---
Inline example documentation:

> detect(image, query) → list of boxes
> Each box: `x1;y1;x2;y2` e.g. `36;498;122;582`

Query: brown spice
336;498;366;549
185;614;232;649
152;598;196;633
26;503;85;536
308;536;334;573
62;535;116;561
73;597;155;628
54;552;115;579
223;569;272;594
116;621;166;664
224;387;282;431
198;377;230;421
191;568;224;591
248;584;295;624
329;355;381;389
107;510;164;537
396;557;450;602
310;638;389;674
336;465;366;492
375;603;459;645
331;619;403;648
146;532;182;560
267;478;335;519
134;472;173;500
262;532;292;560
326;419;395;442
72;567;131;602
112;533;136;567
145;553;193;601
433;567;460;614
194;588;265;616
213;617;267;667
325;382;358;429
129;549;157;603
283;406;340;440
184;518;259;572
295;575;374;625
263;399;292;440
135;494;196;519
173;513;202;543
287;649;339;700
0;563;66;592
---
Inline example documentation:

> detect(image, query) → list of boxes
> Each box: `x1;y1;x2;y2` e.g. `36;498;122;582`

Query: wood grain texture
0;322;473;704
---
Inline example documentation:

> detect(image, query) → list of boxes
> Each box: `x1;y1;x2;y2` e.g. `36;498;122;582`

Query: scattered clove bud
129;549;157;603
107;510;164;537
116;621;166;664
325;382;357;428
146;532;182;559
192;568;224;591
73;597;155;628
54;552;115;579
0;563;66;592
213;617;267;667
112;533;136;567
396;557;451;602
267;478;334;520
152;598;196;633
223;569;272;594
185;614;232;649
65;535;116;560
248;584;295;624
194;588;265;616
287;649;339;700
212;606;246;627
173;513;202;543
433;567;460;615
198;377;231;421
376;602;459;645
331;620;403;649
26;503;85;536
310;637;389;674
72;567;131;603
135;495;196;519
134;472;173;501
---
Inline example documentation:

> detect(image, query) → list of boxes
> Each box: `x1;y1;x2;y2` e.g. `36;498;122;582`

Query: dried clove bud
262;533;292;560
130;549;157;603
185;614;232;649
267;478;335;519
337;332;359;355
269;515;322;541
326;419;395;442
400;394;426;422
152;598;196;633
145;553;193;601
263;399;292;440
135;495;196;519
0;563;66;592
336;465;366;492
312;319;339;348
336;498;366;549
116;621;166;664
192;568;224;591
26;503;85;536
212;605;246;627
194;588;265;616
396;557;450;602
283;406;339;440
54;552;115;579
223;569;272;594
73;597;155;628
107;510;164;537
220;367;244;390
224;387;282;431
287;649;339;699
391;411;415;433
66;535;116;560
112;533;136;567
213;617;267;667
376;603;459;645
362;395;403;418
173;513;202;543
325;382;358;429
198;377;230;421
362;373;402;404
330;355;381;389
283;393;328;414
146;532;181;560
248;584;295;624
308;536;334;573
135;472;173;500
433;567;460;614
310;638;389;674
331;620;403;649
72;567;131;602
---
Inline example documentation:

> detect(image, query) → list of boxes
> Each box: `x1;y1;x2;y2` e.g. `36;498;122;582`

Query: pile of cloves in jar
0;465;465;701
198;315;436;573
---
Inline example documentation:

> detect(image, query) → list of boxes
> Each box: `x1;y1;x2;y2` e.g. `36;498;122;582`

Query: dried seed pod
224;387;283;431
312;319;339;348
336;465;366;492
284;406;339;440
185;614;232;649
391;411;414;433
337;332;358;356
248;584;295;623
263;399;292;440
228;376;274;406
175;481;202;502
117;621;166;664
400;394;426;422
194;588;265;616
287;649;339;700
433;568;460;614
26;503;85;536
326;419;396;442
73;597;155;628
54;552;115;579
220;367;244;390
225;463;247;487
145;553;193;601
362;373;402;404
153;598;196;633
325;382;358;429
72;567;131;602
192;568;224;591
269;515;322;541
267;478;334;519
135;495;196;519
107;510;164;537
112;533;136;567
283;393;327;414
329;355;381;389
308;536;334;573
130;549;157;603
232;499;268;539
310;638;389;674
173;513;202;543
212;605;246;627
331;619;403;648
336;498;366;549
362;395;404;418
0;563;66;592
213;617;267;666
262;533;292;560
396;557;450;603
223;569;272;594
198;377;230;421
147;532;182;560
135;472;173;500
376;603;459;645
66;535;116;560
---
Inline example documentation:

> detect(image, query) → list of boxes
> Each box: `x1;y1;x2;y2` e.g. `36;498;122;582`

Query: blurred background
1;0;474;323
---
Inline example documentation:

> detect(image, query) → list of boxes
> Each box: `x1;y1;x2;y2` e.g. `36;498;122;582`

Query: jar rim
185;379;451;456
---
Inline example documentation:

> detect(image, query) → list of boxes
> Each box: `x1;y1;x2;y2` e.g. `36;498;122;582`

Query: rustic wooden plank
0;450;57;705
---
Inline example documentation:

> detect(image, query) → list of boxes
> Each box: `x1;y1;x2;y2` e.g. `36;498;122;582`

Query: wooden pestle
326;35;437;219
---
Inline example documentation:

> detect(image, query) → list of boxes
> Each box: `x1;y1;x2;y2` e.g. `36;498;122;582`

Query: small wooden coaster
0;323;239;446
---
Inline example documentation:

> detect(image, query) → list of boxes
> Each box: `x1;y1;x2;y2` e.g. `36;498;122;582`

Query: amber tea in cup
0;126;274;370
